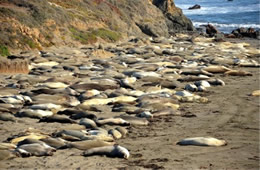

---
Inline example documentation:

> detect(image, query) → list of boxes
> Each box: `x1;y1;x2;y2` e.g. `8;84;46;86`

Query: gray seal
82;145;130;159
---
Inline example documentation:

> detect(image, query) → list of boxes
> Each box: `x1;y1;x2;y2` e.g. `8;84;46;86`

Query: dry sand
0;41;259;170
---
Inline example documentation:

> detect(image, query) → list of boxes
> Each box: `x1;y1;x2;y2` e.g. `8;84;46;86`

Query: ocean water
175;0;260;33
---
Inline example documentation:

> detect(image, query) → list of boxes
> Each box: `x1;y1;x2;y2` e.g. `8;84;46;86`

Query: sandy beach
0;35;259;170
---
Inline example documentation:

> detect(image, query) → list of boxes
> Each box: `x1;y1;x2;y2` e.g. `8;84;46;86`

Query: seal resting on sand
82;145;130;159
15;143;56;157
176;137;227;146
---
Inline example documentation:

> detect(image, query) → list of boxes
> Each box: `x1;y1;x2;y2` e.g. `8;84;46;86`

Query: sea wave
193;22;260;29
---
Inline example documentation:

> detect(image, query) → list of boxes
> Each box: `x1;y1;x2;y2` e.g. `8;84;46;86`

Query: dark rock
206;24;220;37
231;27;259;38
214;33;225;42
136;23;166;37
152;0;195;33
188;4;201;10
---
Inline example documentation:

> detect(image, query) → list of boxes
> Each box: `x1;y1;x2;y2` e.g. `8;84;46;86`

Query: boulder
231;27;259;39
152;0;195;33
188;4;201;10
206;24;220;37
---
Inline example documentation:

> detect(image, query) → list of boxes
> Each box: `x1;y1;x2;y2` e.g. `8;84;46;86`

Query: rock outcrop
0;0;194;52
152;0;195;33
227;27;260;39
188;4;201;10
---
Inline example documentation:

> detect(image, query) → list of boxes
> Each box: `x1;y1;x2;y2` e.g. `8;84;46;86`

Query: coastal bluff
0;0;194;52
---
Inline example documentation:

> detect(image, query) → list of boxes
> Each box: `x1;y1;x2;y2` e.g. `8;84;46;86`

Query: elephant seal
79;118;97;128
17;138;45;147
202;65;231;73
36;82;69;89
67;140;115;150
152;108;181;117
96;118;130;126
72;112;98;122
29;103;62;110
194;80;211;88
136;111;153;119
0;113;17;122
108;129;122;139
17;109;54;119
117;115;149;126
207;79;225;86
54;130;87;141
251;90;260;96
0;96;23;104
82;145;130;159
176;137;227;146
184;84;198;92
180;68;213;76
39;115;76;124
16;143;56;157
40;137;68;149
224;70;253;76
120;77;136;89
11;133;47;145
115;127;128;138
178;75;210;82
0;143;16;150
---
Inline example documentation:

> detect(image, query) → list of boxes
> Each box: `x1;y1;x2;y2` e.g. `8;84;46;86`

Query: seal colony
0;33;259;168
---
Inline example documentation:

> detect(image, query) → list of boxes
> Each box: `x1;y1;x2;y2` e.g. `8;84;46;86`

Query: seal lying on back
82;145;130;159
15;143;56;157
176;137;227;146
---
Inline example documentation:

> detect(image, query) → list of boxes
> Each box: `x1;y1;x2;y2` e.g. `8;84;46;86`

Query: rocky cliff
0;0;194;53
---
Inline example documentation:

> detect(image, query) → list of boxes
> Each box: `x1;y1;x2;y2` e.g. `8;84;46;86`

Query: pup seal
82;145;130;159
176;137;227;146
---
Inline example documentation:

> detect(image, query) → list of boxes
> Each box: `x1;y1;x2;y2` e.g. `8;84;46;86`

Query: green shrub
69;27;97;44
0;45;10;56
69;27;121;44
93;28;121;42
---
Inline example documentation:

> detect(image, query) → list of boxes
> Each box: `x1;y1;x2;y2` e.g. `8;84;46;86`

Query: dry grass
0;58;29;74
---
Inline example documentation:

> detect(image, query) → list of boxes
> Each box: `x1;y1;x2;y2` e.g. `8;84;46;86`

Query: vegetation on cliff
0;0;193;51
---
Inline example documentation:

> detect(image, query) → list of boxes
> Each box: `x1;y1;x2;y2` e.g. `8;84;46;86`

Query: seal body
68;140;114;150
16;143;56;157
176;137;227;146
82;145;130;159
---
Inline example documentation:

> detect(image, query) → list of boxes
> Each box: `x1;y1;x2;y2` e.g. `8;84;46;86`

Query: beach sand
0;37;259;170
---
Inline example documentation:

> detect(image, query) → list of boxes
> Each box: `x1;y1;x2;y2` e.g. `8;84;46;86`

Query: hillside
0;0;194;54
